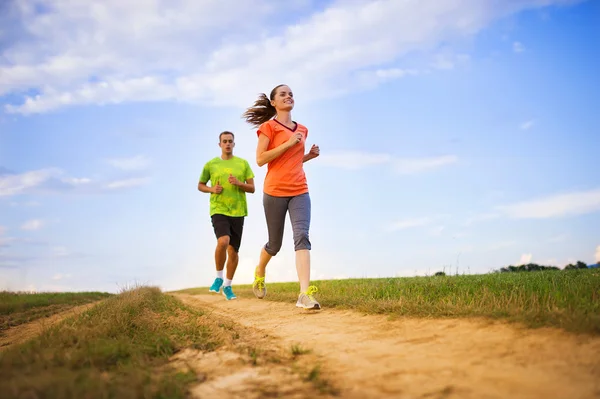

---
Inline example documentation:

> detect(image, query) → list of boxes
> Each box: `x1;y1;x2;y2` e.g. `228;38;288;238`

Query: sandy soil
174;293;600;399
0;303;97;351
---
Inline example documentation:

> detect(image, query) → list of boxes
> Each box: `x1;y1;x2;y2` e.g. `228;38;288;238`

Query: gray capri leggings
263;192;311;256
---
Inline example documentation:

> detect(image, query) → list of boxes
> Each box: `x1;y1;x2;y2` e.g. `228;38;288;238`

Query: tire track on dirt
174;293;600;399
0;303;98;351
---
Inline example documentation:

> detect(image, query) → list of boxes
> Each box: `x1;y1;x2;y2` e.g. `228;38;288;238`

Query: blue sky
1;0;599;293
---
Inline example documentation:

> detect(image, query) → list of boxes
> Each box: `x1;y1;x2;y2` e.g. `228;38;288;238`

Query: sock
224;278;233;287
216;270;224;279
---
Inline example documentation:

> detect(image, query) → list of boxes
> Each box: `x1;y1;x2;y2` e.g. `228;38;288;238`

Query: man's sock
224;278;233;287
216;270;224;279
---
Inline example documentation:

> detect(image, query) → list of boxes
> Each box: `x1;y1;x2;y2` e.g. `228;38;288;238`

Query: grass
1;291;112;332
0;286;226;399
176;268;600;334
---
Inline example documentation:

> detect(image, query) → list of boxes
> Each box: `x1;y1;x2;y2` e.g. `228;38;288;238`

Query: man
198;131;255;300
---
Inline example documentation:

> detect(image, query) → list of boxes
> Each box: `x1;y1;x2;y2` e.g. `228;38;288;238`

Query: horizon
2;0;599;293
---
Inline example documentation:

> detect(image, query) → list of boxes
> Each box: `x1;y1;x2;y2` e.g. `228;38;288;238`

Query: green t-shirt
199;156;255;217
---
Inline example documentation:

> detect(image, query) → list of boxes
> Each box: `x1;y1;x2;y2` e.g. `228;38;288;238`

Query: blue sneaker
222;286;237;300
209;277;223;293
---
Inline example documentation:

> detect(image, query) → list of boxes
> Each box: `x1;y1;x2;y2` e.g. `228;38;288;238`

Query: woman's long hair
242;84;286;128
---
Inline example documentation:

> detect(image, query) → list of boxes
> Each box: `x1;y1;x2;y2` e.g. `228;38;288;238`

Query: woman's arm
256;132;302;167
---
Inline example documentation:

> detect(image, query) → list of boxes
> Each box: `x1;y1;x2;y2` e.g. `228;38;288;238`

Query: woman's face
271;85;294;112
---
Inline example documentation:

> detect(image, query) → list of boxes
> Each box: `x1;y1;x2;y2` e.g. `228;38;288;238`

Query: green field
0;287;329;398
0;287;223;398
177;268;600;334
0;291;113;332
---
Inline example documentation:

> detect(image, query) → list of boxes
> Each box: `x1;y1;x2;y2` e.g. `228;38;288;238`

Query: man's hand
213;181;223;194
228;174;241;187
308;144;320;159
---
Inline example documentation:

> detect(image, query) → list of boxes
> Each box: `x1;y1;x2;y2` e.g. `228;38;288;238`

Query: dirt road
175;293;600;399
0;303;97;351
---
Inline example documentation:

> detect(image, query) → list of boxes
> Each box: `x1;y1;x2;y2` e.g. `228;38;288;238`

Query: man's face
219;134;235;154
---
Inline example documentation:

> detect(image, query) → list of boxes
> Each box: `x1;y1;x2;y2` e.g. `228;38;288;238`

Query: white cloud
486;240;516;251
318;151;457;174
548;233;568;243
430;226;446;236
106;155;151;171
513;41;526;53
595;245;600;263
1;0;581;114
0;168;61;196
318;151;391;170
104;178;150;190
464;212;500;226
520;119;535;130
63;177;92;185
52;273;72;281
393;155;458;175
387;217;431;232
21;219;44;231
518;253;532;265
497;188;600;219
9;200;42;207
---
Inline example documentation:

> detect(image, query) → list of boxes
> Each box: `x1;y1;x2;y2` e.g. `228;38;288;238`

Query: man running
198;131;255;300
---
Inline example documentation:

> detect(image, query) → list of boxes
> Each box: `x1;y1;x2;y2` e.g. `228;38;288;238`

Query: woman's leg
288;193;312;292
253;193;289;299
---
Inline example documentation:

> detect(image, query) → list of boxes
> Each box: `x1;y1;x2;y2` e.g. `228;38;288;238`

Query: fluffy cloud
518;253;533;265
0;167;148;196
387;217;431;232
21;219;44;231
318;151;457;174
106;155;151;171
0;168;61;196
2;0;582;114
497;188;600;219
513;41;526;53
520;119;535;130
104;178;150;190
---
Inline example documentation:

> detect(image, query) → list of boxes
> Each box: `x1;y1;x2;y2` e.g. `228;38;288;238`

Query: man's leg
210;215;231;293
225;216;243;282
222;217;243;301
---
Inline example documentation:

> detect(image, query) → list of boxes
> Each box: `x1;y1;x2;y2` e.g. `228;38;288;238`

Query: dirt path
174;293;600;399
0;303;97;351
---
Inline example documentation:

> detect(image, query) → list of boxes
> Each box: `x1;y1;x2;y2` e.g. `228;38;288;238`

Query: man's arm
198;181;222;194
228;176;255;193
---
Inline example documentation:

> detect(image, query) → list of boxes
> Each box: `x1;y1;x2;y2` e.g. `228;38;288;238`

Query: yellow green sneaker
296;286;321;310
252;273;266;299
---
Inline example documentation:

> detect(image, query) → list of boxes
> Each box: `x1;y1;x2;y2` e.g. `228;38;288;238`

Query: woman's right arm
256;132;301;167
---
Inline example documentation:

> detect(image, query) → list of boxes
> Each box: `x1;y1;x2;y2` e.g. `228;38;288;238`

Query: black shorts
211;214;245;252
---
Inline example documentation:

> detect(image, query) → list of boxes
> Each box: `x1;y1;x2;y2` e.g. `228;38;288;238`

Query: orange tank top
257;119;309;197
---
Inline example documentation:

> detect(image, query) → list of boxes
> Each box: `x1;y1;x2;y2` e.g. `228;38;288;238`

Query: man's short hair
219;131;235;141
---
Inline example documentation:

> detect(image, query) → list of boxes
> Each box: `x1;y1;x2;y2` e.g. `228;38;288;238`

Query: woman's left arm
303;144;320;163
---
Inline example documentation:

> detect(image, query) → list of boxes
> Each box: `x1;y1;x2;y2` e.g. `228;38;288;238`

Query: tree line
496;261;592;273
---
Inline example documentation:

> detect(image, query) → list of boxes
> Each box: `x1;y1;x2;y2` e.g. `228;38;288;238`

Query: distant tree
576;261;588;269
434;271;446;276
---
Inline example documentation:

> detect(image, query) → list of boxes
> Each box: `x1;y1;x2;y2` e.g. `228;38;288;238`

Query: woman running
242;84;321;310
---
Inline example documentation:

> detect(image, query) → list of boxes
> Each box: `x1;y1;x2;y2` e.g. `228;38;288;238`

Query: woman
242;84;321;310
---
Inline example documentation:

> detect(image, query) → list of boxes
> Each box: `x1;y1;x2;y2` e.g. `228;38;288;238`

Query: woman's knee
293;230;311;251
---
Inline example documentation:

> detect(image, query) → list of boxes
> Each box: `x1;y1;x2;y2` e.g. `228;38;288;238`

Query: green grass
1;291;112;332
0;286;225;399
177;269;600;334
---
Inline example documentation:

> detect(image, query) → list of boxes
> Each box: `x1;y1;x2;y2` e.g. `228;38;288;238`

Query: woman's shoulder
296;122;308;132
